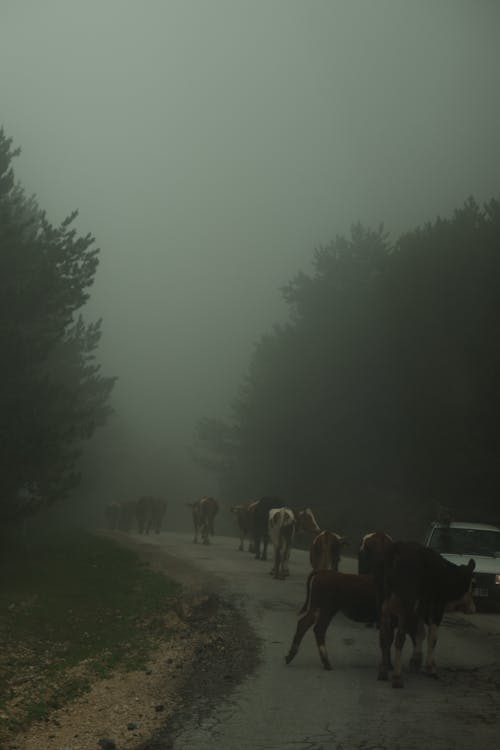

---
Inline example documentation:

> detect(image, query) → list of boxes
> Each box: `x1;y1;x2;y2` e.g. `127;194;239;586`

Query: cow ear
468;558;475;571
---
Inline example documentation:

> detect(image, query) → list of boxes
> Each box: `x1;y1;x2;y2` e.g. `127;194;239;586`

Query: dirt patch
3;537;260;750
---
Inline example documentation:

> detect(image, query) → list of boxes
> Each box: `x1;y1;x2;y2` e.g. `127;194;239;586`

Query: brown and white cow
230;500;258;552
188;496;219;544
252;496;285;561
293;507;321;536
310;530;346;571
269;507;295;579
268;506;321;579
285;569;378;669
378;540;476;688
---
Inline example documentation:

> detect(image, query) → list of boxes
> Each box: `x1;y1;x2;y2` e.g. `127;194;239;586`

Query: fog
1;1;499;523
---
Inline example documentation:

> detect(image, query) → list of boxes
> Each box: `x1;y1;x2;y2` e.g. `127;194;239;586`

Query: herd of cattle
105;495;167;535
105;493;477;688
216;496;477;689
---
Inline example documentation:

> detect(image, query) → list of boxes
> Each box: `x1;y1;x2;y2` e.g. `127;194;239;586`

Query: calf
285;570;378;669
378;541;476;688
310;530;346;571
189;496;219;544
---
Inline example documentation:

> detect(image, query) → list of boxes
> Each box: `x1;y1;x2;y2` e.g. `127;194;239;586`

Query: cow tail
299;570;316;615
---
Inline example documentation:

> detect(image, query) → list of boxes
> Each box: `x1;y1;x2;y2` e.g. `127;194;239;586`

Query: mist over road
123;531;500;750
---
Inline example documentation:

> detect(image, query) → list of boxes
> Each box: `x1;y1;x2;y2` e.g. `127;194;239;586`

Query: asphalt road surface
129;531;500;750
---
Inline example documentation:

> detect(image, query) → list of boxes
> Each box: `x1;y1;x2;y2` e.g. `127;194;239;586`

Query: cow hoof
322;662;333;671
284;652;294;665
392;677;404;688
377;669;389;681
409;656;422;671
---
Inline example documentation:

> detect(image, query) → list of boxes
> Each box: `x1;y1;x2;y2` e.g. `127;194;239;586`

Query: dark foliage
0;128;116;523
194;198;500;530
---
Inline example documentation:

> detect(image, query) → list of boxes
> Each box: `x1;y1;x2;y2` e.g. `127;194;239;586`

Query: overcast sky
1;1;499;503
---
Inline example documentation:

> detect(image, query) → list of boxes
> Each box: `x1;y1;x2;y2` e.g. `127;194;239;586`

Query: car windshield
430;527;500;557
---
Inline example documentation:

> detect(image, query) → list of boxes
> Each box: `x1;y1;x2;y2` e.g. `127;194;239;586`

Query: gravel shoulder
9;532;260;750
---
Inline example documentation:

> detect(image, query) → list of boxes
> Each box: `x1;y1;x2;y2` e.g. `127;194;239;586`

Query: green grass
0;528;181;735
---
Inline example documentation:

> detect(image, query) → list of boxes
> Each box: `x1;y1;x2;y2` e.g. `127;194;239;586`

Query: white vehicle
423;521;500;610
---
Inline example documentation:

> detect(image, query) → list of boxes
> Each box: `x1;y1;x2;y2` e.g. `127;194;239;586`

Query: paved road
130;531;500;750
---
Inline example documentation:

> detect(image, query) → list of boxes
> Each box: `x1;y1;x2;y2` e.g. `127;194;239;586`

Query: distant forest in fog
193;198;500;538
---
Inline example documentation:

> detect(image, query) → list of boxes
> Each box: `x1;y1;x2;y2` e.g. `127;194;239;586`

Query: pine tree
0;128;116;523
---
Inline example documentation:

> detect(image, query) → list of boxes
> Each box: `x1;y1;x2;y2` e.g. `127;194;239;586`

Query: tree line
0;128;116;526
194;198;500;536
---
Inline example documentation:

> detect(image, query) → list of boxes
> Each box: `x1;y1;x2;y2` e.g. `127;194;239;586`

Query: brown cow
378;541;476;688
105;502;121;530
357;530;394;625
136;496;167;534
189;496;219;544
285;570;378;669
358;530;394;575
310;530;346;571
230;500;257;552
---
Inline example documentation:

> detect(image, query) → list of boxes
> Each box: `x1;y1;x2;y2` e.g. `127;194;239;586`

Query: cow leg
261;536;269;561
424;623;438;677
283;541;291;577
269;544;280;578
285;608;317;665
313;606;337;670
271;543;281;578
378;602;394;681
392;617;407;688
254;535;261;559
409;618;425;671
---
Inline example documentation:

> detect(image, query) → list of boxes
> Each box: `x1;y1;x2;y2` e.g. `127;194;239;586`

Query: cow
230;500;257;552
358;530;394;575
310;530;347;571
252;496;284;561
357;530;394;625
285;570;378;669
105;500;136;532
136;496;167;534
268;507;295;579
269;506;321;579
293;507;321;536
378;540;476;688
104;502;121;530
189;496;219;544
118;500;137;532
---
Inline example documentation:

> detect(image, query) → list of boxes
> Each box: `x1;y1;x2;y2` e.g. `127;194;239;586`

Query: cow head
295;507;321;534
445;558;476;614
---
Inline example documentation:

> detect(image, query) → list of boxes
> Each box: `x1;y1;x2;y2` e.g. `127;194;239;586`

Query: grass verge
0;528;181;737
